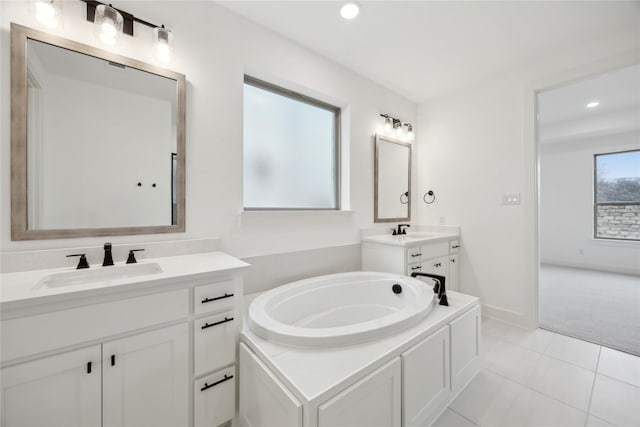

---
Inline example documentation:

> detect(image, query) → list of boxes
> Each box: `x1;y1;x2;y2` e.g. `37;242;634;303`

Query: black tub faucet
103;242;114;267
410;272;449;306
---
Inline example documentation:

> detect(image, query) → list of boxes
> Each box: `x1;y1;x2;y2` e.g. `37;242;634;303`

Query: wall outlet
502;192;521;205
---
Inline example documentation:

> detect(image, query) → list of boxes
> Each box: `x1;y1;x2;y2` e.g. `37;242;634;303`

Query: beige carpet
539;264;640;356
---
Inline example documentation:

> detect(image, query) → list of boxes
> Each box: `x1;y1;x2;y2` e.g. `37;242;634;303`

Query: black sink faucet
410;272;449;306
393;224;410;235
103;242;114;267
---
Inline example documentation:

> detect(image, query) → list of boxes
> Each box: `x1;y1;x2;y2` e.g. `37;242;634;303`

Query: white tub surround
362;227;461;291
249;272;436;347
1;251;248;427
241;286;480;427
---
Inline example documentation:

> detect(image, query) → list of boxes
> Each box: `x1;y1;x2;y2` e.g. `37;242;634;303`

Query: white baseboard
540;259;640;277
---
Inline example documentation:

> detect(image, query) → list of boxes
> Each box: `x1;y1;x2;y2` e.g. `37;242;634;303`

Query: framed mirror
374;134;411;223
10;24;186;240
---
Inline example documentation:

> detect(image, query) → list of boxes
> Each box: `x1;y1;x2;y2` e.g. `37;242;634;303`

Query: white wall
0;2;416;263
416;28;640;327
539;130;640;275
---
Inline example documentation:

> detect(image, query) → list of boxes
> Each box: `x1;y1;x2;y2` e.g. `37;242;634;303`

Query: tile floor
432;318;640;427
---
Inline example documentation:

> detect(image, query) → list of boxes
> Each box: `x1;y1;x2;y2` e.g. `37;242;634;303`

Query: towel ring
423;190;436;204
400;192;409;205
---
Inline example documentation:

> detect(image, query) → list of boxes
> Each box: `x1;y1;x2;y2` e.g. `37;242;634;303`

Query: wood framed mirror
374;134;411;223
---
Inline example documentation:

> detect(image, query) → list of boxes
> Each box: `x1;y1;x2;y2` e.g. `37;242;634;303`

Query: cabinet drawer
194;311;236;376
2;289;188;362
449;240;460;253
407;246;423;260
194;366;235;427
420;242;449;261
194;280;235;316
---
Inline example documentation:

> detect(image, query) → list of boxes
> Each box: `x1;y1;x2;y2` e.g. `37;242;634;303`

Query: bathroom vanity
240;289;480;427
362;229;460;291
0;252;248;427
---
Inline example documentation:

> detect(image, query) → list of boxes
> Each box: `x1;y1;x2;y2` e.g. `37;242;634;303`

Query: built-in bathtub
247;271;436;347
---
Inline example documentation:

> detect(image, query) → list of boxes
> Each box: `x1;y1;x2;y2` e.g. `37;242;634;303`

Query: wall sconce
81;0;175;62
379;113;414;142
33;0;62;28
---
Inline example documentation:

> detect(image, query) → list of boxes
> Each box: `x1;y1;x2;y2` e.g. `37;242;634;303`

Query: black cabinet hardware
202;317;234;330
126;249;144;264
111;355;116;366
410;253;422;257
200;374;234;392
411;266;422;270
450;258;456;263
452;244;460;249
87;361;92;374
434;262;442;268
201;293;234;304
67;254;89;269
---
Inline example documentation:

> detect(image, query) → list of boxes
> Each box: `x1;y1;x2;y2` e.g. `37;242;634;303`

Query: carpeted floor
539;264;640;356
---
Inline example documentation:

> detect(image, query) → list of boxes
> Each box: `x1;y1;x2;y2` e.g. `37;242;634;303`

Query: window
243;76;340;210
594;149;640;241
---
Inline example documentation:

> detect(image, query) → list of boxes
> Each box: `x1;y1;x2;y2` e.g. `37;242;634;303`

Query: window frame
593;148;640;242
243;75;341;211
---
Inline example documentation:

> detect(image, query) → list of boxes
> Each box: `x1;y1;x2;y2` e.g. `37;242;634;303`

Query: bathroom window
243;76;340;210
594;149;640;241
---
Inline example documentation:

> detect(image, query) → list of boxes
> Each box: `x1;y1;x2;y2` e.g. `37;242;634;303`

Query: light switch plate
502;192;521;205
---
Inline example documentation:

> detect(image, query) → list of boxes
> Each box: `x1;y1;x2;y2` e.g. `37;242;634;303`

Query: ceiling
217;1;640;103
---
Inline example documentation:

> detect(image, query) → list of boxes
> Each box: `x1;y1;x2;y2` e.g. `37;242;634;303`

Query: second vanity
0;251;249;427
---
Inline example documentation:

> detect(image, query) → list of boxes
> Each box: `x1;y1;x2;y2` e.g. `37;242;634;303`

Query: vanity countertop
361;231;459;247
0;251;249;312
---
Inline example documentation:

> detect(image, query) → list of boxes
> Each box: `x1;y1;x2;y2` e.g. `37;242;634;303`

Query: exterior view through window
594;149;640;241
243;76;340;210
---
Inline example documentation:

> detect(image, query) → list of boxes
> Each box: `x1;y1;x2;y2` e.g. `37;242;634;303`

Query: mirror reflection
11;24;185;240
374;134;411;222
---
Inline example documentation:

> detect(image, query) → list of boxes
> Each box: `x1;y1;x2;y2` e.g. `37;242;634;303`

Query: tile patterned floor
432;318;640;427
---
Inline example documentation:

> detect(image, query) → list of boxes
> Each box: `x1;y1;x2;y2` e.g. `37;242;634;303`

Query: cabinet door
103;323;189;427
1;345;101;427
318;358;401;427
450;306;481;394
402;326;450;427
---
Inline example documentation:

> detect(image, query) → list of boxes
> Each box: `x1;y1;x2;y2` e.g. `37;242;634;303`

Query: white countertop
0;251;249;312
361;231;459;247
241;289;479;405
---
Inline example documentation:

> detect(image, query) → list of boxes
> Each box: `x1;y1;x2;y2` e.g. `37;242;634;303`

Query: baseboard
540;259;640;277
481;304;529;329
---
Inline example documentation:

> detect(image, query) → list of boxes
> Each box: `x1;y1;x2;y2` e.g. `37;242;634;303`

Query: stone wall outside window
596;204;640;240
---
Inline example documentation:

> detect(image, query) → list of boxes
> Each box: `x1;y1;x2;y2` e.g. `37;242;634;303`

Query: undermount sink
35;262;163;289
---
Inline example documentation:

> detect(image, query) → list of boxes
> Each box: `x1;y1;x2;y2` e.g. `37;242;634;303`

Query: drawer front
194;366;235;427
194;280;235;316
2;289;189;362
449;240;460;253
194;311;236;376
420;242;449;261
407;262;423;276
407;246;423;261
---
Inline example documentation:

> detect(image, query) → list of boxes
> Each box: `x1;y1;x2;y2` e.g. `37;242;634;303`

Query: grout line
448;406;480;426
585;346;602;426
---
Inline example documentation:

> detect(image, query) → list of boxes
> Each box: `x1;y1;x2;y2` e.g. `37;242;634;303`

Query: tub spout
410;272;448;306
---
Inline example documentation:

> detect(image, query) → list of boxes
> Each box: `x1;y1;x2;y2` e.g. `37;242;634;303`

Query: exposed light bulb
384;117;392;131
586;101;600;108
395;124;403;137
35;0;59;28
340;2;360;19
153;26;174;63
407;125;415;141
95;4;123;45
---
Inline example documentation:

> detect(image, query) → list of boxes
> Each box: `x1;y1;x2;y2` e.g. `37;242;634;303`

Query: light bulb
384;117;392;131
340;2;360;19
34;0;59;28
95;4;123;45
153;26;174;63
407;126;415;141
395;124;403;137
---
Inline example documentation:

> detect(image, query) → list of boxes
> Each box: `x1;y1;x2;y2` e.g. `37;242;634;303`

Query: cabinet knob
111;355;116;366
87;361;92;374
434;262;442;268
450;259;455;263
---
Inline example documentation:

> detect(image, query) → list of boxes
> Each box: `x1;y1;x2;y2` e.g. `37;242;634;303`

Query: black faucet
393;224;410;235
410;272;449;306
102;242;114;267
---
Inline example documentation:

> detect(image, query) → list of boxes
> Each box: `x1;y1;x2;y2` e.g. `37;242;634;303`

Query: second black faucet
103;242;114;266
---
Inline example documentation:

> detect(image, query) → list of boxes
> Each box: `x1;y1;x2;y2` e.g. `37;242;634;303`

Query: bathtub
248;271;436;347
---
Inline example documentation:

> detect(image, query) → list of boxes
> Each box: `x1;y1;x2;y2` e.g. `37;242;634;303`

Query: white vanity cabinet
0;252;248;427
363;235;460;291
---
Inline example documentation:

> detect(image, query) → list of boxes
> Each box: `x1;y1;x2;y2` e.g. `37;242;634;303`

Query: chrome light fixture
94;3;123;45
406;124;415;141
379;114;414;142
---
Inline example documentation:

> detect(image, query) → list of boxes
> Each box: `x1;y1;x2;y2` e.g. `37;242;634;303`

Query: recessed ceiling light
586;101;600;108
340;2;360;20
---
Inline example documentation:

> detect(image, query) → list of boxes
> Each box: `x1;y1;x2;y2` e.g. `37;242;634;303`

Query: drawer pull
452;244;460;249
411;266;422;271
87;361;92;374
434;262;442;268
410;253;422;257
111;355;116;366
202;317;234;330
200;374;234;392
201;293;234;304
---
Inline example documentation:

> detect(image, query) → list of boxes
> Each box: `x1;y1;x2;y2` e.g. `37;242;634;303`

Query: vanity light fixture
340;2;360;20
394;121;404;137
381;114;393;131
94;3;123;45
406;124;415;141
81;0;175;62
586;101;600;108
379;114;414;142
33;0;61;28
